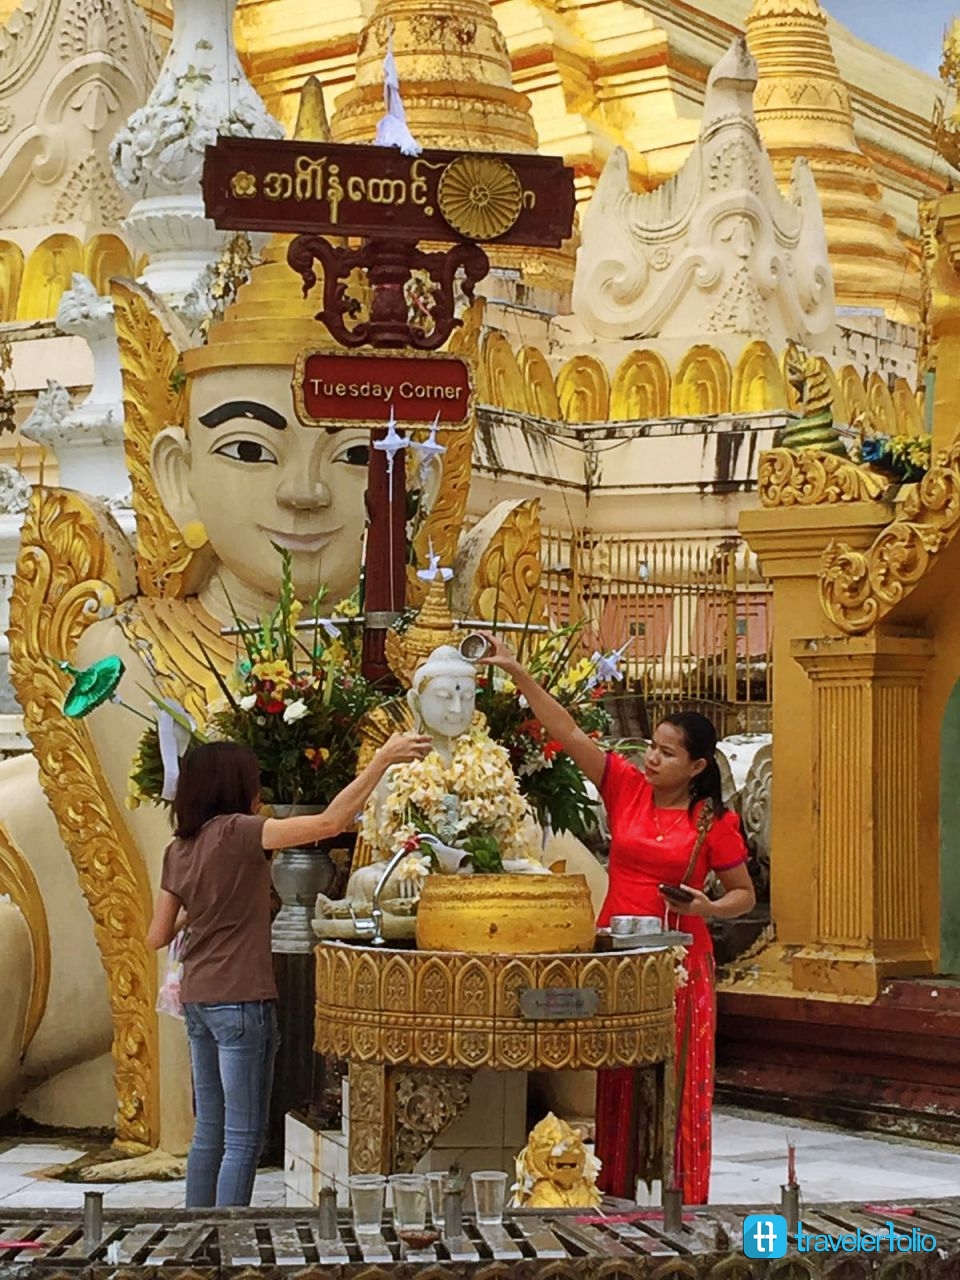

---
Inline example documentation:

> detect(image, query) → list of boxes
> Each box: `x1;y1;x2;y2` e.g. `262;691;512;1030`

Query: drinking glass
349;1174;386;1235
426;1172;447;1229
470;1170;507;1225
390;1174;428;1231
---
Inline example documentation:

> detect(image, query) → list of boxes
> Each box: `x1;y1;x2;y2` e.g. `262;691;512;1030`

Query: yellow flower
251;658;293;687
289;599;304;628
325;638;347;667
334;597;360;618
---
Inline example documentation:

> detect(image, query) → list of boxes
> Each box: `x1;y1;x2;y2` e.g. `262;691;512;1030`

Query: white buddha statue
342;644;545;907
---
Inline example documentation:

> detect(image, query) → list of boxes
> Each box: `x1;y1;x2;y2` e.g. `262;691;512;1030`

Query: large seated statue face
152;367;369;606
408;644;477;742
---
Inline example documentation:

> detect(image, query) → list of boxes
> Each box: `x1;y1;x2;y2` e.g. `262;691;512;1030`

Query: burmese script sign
203;137;575;247
293;351;473;426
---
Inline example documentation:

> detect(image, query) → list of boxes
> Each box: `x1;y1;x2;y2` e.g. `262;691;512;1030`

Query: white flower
282;699;309;723
238;693;257;711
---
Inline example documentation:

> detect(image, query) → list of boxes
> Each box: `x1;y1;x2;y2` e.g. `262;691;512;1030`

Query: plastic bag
156;929;186;1019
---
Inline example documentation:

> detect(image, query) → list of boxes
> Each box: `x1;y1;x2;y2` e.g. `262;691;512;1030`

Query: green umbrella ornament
60;657;152;724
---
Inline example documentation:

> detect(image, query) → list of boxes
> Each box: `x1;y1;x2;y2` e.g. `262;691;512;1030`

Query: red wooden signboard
203;137;575;247
293;351;473;426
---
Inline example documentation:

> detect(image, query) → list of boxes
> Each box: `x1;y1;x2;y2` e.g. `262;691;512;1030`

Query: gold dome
331;0;538;154
746;0;918;321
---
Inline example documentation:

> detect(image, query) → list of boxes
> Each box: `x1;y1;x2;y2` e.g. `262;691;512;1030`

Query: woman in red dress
480;639;754;1206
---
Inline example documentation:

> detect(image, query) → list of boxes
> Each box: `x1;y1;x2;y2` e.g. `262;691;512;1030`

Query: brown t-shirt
160;813;277;1004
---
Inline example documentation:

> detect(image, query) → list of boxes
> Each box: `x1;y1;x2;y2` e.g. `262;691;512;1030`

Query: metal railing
541;531;772;738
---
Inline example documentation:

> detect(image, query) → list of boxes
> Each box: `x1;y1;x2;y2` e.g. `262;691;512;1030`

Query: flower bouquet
856;430;931;483
128;551;384;809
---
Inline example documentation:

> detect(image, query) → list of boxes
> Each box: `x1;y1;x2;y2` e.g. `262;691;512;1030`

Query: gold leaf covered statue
511;1112;602;1209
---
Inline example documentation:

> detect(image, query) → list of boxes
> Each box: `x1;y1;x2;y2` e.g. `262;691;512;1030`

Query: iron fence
541;531;772;739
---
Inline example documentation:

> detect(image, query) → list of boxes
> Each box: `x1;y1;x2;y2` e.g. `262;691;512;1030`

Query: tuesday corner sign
293;351;473;427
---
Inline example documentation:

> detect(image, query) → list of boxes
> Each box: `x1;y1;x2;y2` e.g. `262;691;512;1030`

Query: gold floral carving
112;280;196;599
7;489;159;1148
393;1068;472;1171
316;942;675;1072
348;1061;390;1174
820;441;960;633
758;448;886;507
437;155;522;241
471;497;544;624
0;823;50;1052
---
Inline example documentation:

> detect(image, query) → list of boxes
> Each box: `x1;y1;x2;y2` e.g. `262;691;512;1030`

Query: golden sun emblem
437;155;523;241
229;170;257;199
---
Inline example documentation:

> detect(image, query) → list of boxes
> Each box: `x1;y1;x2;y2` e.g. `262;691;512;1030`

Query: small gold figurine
512;1112;602;1209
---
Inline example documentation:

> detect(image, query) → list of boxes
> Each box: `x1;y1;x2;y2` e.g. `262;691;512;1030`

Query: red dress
594;752;747;1205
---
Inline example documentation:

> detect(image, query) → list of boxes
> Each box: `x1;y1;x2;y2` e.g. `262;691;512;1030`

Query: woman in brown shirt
147;731;431;1208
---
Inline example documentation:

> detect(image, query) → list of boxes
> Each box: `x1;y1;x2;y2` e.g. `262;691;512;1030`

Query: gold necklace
652;806;687;842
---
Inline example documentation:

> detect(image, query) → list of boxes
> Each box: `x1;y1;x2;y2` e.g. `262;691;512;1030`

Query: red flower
543;739;562;762
261;698;284;714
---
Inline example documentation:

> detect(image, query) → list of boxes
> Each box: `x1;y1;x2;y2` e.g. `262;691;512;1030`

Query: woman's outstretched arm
260;732;433;850
478;636;607;788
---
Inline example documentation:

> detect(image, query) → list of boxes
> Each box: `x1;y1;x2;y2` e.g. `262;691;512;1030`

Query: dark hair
658;711;726;816
172;741;261;839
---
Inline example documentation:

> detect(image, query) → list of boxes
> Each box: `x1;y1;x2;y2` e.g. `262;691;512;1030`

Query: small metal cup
83;1191;103;1247
781;1183;800;1234
662;1186;683;1233
317;1185;338;1240
459;633;491;662
442;1188;463;1240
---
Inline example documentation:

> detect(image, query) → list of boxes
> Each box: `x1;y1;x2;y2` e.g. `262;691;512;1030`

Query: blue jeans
183;1000;279;1207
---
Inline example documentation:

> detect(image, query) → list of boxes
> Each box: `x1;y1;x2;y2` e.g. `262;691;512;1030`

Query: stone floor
1;1106;959;1210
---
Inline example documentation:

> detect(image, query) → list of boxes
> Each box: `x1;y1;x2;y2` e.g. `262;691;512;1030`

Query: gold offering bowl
415;872;596;955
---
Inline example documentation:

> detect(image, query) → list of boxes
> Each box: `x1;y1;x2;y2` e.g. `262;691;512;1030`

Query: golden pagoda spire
331;0;538;153
746;0;918;321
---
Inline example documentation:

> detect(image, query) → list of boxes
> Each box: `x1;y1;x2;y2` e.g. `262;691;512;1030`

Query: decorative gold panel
670;345;731;417
470;497;544;625
555;355;610;423
838;364;868;425
481;331;528;413
610;349;671;421
316;943;676;1071
517;345;561;418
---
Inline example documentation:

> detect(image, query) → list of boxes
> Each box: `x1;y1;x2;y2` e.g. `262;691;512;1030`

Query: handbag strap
679;799;715;886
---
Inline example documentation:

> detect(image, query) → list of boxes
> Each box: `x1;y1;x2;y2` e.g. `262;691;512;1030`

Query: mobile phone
658;882;695;905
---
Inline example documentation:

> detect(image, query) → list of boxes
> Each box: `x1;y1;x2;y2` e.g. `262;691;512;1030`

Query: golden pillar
791;634;933;999
740;500;891;958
